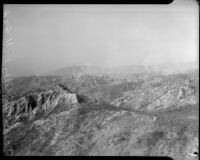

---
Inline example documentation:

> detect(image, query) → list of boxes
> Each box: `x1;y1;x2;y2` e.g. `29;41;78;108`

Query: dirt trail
81;100;198;120
59;84;198;120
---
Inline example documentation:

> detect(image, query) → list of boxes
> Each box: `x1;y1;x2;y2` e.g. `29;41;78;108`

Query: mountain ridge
49;62;198;77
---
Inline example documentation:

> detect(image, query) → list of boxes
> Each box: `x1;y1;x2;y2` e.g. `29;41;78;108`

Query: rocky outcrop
3;86;78;134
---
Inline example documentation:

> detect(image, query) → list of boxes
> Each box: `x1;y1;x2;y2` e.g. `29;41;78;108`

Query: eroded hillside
2;72;199;159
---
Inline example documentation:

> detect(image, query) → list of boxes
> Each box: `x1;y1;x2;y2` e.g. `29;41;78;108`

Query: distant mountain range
49;61;198;76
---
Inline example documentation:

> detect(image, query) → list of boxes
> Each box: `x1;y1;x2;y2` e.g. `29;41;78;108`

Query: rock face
2;72;199;159
3;87;78;135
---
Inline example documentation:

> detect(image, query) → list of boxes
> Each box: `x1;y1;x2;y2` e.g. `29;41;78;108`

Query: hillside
2;70;199;159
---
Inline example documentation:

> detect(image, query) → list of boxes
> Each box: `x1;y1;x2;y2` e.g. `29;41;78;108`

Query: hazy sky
3;0;199;76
